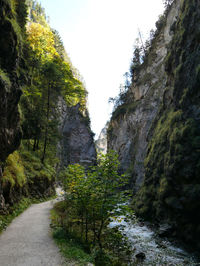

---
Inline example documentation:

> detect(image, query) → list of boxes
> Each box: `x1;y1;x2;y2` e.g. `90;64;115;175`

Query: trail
0;200;64;266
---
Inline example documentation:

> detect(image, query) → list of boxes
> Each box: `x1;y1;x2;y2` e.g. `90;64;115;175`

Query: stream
56;188;199;265
109;216;199;265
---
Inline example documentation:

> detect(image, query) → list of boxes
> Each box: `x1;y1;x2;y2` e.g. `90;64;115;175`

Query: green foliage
15;0;28;28
26;0;47;26
0;0;57;215
0;69;11;88
19;143;56;181
0;0;27;76
57;151;132;264
111;101;139;119
1;143;55;210
130;44;142;80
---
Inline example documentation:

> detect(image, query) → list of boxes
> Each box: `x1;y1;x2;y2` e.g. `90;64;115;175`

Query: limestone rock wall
60;104;96;168
108;0;200;250
108;0;181;190
95;122;108;155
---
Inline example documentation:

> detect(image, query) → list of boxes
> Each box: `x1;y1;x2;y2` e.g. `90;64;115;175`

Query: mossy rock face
1;148;56;208
134;0;200;250
0;0;54;207
0;0;27;164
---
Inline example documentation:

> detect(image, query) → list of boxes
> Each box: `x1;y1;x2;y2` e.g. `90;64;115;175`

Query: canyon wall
0;0;27;209
108;0;200;250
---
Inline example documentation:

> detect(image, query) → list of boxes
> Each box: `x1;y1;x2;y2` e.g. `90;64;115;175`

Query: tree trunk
85;213;88;243
36;138;40;150
97;219;104;250
41;83;50;164
33;137;37;151
92;209;96;244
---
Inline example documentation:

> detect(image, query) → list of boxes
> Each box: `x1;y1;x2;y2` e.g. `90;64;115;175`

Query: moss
138;72;152;85
112;101;139;119
19;147;55;181
0;69;11;88
2;151;26;188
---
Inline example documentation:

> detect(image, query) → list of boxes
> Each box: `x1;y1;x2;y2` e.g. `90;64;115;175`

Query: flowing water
56;188;199;265
109;216;199;265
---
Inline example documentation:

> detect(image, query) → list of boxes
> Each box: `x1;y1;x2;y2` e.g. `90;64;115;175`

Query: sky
40;0;164;138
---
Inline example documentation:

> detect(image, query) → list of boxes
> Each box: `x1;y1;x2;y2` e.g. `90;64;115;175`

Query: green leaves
61;151;131;250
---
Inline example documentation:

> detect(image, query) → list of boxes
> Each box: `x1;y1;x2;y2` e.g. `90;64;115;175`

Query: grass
52;227;94;266
50;200;133;266
51;205;94;266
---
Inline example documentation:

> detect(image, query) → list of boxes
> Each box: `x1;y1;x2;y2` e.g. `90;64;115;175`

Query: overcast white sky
40;0;164;138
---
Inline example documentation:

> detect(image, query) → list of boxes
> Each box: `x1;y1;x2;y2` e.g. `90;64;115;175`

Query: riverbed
109;216;199;265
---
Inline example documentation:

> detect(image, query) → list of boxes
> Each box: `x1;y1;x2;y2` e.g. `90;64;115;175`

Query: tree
130;43;142;81
62;151;131;249
27;22;58;60
163;0;174;8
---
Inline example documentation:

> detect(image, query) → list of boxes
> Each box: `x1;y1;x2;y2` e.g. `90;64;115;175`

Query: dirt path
0;200;64;266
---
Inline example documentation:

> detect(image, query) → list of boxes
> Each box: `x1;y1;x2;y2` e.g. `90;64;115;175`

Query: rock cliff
95;122;108;154
0;0;26;167
0;0;27;208
108;0;182;189
108;0;200;250
59;103;96;168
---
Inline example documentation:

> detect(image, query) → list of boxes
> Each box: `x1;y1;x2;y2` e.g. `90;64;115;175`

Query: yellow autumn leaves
27;22;58;60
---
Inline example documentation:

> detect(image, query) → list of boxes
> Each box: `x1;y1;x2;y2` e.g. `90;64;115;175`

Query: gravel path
0;200;64;266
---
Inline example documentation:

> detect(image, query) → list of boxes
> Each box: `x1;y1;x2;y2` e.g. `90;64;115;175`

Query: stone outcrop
95;122;108;154
59;104;96;168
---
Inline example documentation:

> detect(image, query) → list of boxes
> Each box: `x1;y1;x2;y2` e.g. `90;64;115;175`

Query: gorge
0;0;200;264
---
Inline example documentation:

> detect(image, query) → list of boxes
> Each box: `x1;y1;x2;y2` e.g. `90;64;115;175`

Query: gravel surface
0;200;64;266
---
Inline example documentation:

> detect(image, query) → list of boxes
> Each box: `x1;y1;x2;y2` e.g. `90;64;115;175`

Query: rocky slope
108;0;200;250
